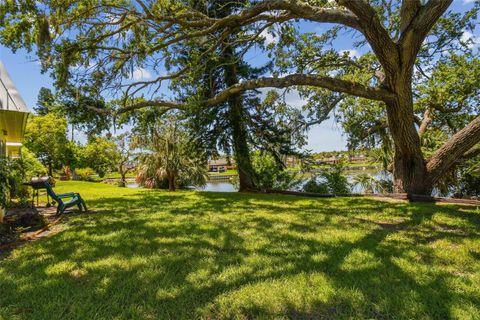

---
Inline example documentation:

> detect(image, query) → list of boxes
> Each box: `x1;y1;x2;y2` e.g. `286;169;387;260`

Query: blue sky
0;44;348;151
0;0;476;152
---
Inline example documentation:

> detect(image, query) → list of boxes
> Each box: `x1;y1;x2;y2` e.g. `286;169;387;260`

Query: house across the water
0;61;29;158
208;158;236;173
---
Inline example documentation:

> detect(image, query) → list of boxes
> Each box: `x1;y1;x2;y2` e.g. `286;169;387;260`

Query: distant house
208;158;236;172
0;61;29;159
348;154;369;163
318;156;341;165
285;156;298;168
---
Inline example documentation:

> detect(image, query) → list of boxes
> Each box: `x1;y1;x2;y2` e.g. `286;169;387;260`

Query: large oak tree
1;0;479;195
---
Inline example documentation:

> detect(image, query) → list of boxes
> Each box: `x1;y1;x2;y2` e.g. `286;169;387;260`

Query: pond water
126;181;238;192
127;182;140;188
126;169;391;193
196;182;238;192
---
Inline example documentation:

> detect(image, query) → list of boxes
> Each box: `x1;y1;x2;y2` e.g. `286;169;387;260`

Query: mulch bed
0;206;64;255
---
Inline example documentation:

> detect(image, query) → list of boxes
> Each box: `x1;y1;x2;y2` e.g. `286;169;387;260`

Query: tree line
0;0;479;196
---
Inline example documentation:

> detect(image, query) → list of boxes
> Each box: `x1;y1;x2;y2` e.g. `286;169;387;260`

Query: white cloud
260;29;279;45
306;118;347;152
339;49;361;59
463;0;475;4
460;30;479;49
282;90;308;109
130;67;152;81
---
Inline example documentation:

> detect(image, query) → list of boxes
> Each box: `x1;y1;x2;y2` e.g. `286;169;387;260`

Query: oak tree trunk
119;165;126;188
385;71;432;195
168;172;175;191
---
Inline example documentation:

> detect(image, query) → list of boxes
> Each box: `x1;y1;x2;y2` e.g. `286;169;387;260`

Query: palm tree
134;115;207;191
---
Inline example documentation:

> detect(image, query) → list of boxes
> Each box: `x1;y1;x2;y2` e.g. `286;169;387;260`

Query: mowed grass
1;181;480;319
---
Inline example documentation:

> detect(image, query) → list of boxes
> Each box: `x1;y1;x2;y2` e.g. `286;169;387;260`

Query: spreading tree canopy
1;0;479;195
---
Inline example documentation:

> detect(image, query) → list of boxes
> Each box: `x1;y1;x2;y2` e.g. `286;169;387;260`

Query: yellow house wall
0;122;6;157
0;119;5;221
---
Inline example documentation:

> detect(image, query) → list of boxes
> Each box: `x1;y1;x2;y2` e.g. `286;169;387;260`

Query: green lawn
103;172;137;179
1;182;480;319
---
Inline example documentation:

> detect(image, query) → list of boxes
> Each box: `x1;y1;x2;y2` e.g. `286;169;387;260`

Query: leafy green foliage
113;133;134;187
20;147;47;178
34;87;58;115
458;171;480;198
0;159;9;208
303;164;351;195
352;173;393;194
133;112;208;190
79;137;118;178
1;0;478;194
302;178;329;194
75;167;95;181
234;152;300;192
24;113;71;175
0;151;46;209
59;89;112;137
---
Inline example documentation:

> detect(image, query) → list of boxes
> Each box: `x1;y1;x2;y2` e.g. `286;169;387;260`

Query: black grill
23;177;55;207
29;176;51;189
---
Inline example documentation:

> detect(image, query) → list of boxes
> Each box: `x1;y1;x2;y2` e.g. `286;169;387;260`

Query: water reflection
127;181;238;192
127;182;139;188
126;170;391;193
196;182;238;192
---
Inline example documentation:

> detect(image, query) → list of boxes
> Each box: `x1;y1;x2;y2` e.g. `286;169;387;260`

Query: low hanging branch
101;73;394;115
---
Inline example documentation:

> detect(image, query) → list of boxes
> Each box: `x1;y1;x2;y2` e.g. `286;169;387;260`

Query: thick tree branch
93;74;394;115
85;100;181;115
174;1;362;30
206;74;394;106
418;108;433;137
399;0;453;67
461;145;480;160
427;115;480;181
336;0;399;73
400;0;421;34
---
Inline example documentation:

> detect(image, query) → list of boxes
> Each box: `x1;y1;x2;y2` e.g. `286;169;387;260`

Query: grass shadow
0;182;479;319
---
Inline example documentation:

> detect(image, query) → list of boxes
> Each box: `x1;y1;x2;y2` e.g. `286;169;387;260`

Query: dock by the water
208;174;237;181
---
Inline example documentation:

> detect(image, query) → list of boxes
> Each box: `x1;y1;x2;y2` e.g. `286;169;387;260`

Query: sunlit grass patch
0;181;479;319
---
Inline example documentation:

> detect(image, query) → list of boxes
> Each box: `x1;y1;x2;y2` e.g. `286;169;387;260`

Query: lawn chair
45;182;87;215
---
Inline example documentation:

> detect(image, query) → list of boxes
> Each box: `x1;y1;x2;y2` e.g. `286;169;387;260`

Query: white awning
0;60;29;145
0;61;29;112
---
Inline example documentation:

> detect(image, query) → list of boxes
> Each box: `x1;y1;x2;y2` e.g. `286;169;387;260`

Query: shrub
3;158;33;206
0;223;17;245
0;159;9;209
21;147;47;178
250;153;301;192
303;179;329;194
352;173;393;194
303;164;350;195
376;179;393;194
75;168;95;181
9;213;48;231
458;171;480;197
